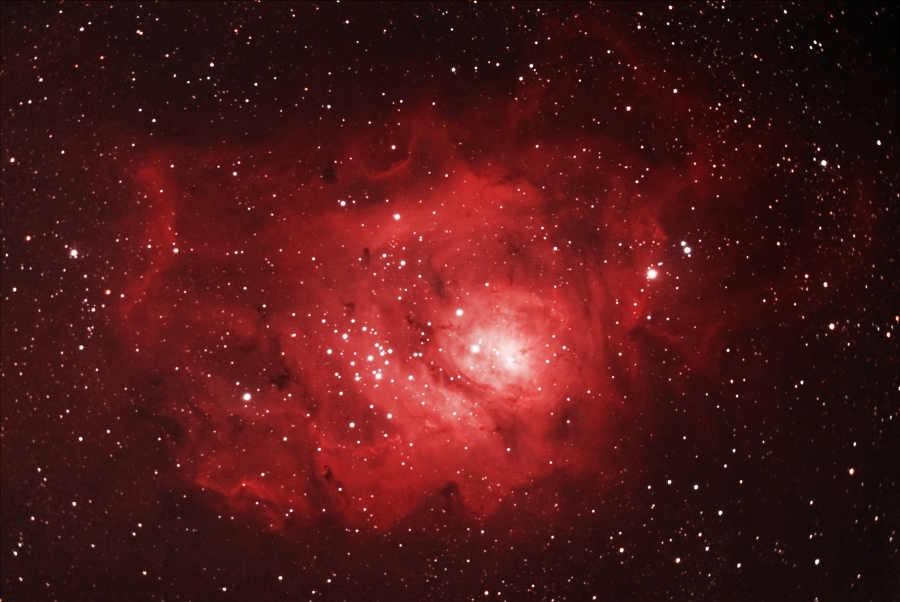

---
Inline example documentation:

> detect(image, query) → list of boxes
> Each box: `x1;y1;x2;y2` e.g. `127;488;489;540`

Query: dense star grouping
2;3;898;601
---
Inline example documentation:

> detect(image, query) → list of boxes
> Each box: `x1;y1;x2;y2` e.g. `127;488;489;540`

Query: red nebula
115;103;707;531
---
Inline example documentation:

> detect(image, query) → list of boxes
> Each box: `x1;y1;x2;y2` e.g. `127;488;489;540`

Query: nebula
115;81;752;536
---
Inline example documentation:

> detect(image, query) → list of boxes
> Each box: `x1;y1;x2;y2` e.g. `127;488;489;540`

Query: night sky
2;2;898;601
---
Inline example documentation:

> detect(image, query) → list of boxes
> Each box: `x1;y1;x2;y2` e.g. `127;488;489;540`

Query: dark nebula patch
2;3;898;601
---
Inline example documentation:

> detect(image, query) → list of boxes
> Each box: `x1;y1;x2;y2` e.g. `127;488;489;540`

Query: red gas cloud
115;95;737;532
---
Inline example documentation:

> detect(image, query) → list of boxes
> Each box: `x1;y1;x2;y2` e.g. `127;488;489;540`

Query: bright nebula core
2;3;897;601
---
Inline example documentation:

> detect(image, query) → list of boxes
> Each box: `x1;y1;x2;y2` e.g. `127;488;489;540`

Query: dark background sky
2;2;898;601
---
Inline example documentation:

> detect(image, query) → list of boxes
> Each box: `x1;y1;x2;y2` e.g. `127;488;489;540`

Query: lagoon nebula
2;3;898;601
121;104;701;531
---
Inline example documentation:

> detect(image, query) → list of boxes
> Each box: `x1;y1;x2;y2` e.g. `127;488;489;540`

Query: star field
2;3;898;601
